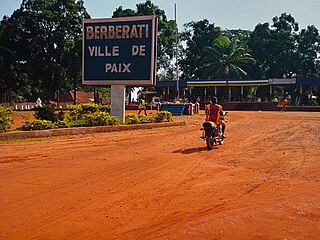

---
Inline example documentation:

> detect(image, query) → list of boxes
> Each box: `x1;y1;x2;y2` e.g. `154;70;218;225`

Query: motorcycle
200;112;227;150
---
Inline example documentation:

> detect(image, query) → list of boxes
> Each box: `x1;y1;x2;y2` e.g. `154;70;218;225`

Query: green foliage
125;114;152;124
67;103;111;121
34;106;56;122
202;36;256;80
1;0;90;100
112;0;176;76
34;106;65;123
56;111;65;121
125;111;173;124
18;119;56;131
152;111;173;122
137;114;151;123
66;103;119;127
125;114;141;124
0;105;13;132
180;19;222;79
85;112;121;126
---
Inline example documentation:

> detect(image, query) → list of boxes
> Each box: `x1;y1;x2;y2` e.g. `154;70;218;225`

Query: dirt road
1;111;320;240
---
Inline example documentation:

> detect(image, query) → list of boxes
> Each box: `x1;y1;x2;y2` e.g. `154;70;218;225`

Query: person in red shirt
281;97;288;112
205;97;226;138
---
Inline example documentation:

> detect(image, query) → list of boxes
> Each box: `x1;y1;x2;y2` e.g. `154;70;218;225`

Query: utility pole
175;3;179;100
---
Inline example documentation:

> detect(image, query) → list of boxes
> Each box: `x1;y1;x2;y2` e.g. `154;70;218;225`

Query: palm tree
202;36;256;100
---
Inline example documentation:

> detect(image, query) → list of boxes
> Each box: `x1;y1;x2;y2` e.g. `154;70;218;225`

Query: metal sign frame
82;16;157;86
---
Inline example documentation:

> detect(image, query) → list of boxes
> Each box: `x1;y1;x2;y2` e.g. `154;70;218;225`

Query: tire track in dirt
1;111;320;240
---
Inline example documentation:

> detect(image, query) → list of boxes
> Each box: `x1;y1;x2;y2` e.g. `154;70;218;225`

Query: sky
1;0;320;31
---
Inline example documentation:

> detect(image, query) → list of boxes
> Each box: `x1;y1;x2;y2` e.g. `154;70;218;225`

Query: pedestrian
281;97;287;112
138;96;147;116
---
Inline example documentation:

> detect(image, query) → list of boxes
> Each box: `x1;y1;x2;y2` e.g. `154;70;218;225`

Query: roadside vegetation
0;105;13;132
0;103;173;132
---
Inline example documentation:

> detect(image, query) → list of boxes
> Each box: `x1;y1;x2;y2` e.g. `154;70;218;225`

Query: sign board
82;16;157;86
269;78;296;85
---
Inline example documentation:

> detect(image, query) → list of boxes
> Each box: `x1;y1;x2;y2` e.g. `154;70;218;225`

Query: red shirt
206;104;223;123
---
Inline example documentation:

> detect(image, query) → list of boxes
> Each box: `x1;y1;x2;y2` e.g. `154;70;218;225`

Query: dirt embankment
1;111;320;240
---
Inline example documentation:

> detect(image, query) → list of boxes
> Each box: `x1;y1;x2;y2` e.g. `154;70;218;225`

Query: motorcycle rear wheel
206;137;214;150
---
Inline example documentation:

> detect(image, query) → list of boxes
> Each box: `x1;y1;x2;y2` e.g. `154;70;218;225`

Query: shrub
56;110;65;121
152;111;173;122
97;104;111;113
0;106;13;132
86;112;121;126
66;103;116;127
125;111;173;124
66;111;121;127
19;119;56;131
34;105;56;122
67;103;110;120
125;114;140;124
55;120;69;128
138;114;151;123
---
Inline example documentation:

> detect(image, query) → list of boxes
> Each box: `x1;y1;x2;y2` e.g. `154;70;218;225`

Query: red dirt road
1;111;320;240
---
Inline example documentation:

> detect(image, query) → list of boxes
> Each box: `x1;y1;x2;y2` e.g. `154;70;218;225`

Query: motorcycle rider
205;97;226;138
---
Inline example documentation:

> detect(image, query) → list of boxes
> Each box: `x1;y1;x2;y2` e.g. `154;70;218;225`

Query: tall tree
249;13;299;78
202;36;256;79
113;0;176;77
180;19;222;79
2;0;89;101
0;21;18;102
295;25;320;78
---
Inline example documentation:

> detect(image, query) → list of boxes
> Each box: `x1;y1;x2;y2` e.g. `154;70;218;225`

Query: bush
66;111;121;127
55;120;69;128
86;112;121;126
56;110;65;121
125;114;141;124
34;105;56;122
138;114;151;123
67;103;111;121
66;103;117;127
0;106;13;132
19;119;56;131
152;111;173;122
125;111;173;124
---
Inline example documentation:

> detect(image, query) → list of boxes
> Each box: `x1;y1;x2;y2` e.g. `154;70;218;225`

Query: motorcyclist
205;97;226;138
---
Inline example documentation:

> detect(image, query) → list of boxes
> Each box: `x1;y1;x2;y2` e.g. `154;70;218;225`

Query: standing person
138;96;147;116
281;97;288;112
205;97;226;138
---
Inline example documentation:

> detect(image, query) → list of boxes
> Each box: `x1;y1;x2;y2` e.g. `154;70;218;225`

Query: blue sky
1;0;319;31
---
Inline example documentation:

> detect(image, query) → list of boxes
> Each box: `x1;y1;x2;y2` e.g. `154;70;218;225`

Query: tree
2;0;89;101
249;13;299;78
0;21;18;102
202;36;256;79
113;0;176;77
201;36;256;101
295;25;320;78
180;19;222;79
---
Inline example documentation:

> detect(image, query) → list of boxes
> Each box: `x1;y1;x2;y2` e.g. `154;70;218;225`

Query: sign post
111;85;126;121
82;16;157;122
